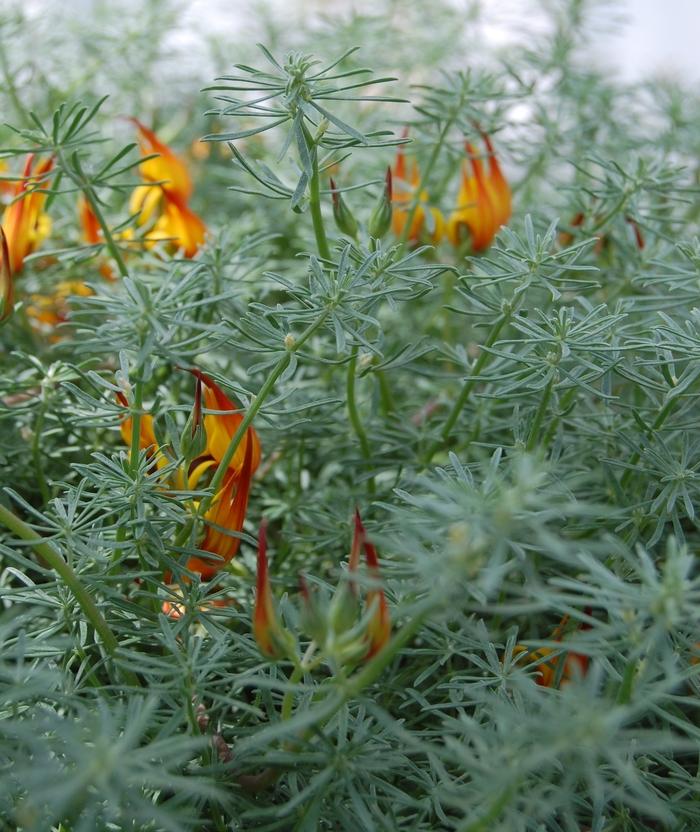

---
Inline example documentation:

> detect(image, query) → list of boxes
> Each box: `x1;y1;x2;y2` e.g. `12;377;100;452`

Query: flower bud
330;178;358;239
0;227;13;325
253;520;288;660
180;376;208;461
368;167;393;239
356;514;391;658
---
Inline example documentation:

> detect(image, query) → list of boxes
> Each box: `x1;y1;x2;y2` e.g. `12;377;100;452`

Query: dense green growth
1;1;700;829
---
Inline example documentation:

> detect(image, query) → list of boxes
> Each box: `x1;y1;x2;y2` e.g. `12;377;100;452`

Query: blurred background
21;0;700;84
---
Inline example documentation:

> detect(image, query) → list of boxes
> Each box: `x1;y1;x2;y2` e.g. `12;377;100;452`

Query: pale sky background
31;0;700;83
174;0;700;81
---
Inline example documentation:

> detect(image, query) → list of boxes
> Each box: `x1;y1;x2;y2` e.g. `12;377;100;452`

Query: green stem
55;146;129;279
526;377;554;452
620;398;675;489
344;603;435;697
616;657;638;705
424;313;509;465
185;312;329;537
397;116;454;253
588;192;630;235
32;405;51;504
0;502;139;687
129;376;144;478
281;663;305;722
346;346;375;495
540;386;577;448
377;370;394;416
308;144;331;261
81;185;130;278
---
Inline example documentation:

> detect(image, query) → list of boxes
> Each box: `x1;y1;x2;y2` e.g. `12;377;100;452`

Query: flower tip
385;166;393;201
192;376;203;437
299;573;310;602
349;509;365;573
0;226;13;324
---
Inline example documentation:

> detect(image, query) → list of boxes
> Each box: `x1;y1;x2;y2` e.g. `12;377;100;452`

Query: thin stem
0;502;139;687
344;600;435;697
526;376;554;452
184;311;330;537
346;346;375;495
620;398;675;489
55;146;129;278
81;185;130;278
540;386;577;448
281;663;305;722
377;370;394;416
32;404;51;504
397;117;454;253
616;657;638;705
424;313;509;465
128;376;144;478
308;143;331;261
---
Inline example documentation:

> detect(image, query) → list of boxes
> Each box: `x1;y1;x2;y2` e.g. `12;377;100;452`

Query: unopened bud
330;178;358;239
0;228;14;325
368;167;393;239
180;377;208;461
284;333;296;350
253;520;289;660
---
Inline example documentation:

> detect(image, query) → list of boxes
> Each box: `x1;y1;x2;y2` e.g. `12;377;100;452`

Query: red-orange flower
0;154;54;273
513;613;590;688
447;133;511;252
117;370;260;581
127;120;206;258
130;118;193;200
26;281;93;336
187;430;256;579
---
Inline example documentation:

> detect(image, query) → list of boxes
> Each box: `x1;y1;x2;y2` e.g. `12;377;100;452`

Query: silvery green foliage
1;0;700;829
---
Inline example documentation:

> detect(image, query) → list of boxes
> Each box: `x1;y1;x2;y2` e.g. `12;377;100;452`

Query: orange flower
117;370;260;580
146;192;207;258
187;431;255;578
513;613;590;688
130;118;193;200
127;120;206;258
391;136;444;245
252;519;285;658
1;154;54;273
25;281;93;336
447;133;511;252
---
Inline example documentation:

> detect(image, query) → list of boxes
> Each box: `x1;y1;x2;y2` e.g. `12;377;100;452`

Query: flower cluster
126;120;206;258
118;369;259;582
330;129;511;252
513;613;591;688
0;154;54;275
253;509;391;664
